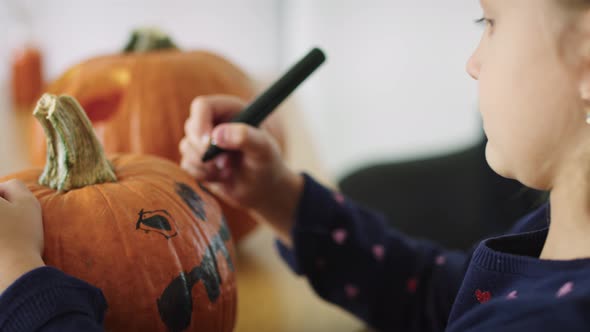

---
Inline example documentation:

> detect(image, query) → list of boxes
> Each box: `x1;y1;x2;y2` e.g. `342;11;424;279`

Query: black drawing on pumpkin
219;216;232;242
175;182;207;221
135;209;178;239
157;223;234;332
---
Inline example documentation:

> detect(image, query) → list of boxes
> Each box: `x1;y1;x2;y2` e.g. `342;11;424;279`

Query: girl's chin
486;145;551;190
484;144;513;180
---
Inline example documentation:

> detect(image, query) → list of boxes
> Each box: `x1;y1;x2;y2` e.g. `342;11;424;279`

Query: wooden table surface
0;84;368;332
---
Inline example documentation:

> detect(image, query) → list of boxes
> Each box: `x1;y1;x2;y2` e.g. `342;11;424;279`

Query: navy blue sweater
2;174;590;331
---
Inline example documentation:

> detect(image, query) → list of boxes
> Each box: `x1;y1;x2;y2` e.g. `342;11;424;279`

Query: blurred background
2;1;545;332
0;0;483;179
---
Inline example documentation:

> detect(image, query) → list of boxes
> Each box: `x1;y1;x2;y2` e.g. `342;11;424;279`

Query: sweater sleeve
276;174;470;332
0;266;106;332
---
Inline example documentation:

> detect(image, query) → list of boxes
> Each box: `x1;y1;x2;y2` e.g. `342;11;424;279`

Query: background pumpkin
30;28;285;242
6;94;237;332
10;45;43;111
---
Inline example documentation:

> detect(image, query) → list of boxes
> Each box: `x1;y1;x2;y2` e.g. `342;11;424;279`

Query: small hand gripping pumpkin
5;94;237;332
31;28;286;242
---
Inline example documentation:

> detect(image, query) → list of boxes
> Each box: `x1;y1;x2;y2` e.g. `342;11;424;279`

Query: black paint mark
175;182;207;221
194;182;233;242
156;272;193;332
157;223;234;332
211;218;234;271
219;216;232;242
136;209;178;239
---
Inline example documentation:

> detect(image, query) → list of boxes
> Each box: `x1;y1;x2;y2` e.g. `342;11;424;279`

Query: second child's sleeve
0;266;106;332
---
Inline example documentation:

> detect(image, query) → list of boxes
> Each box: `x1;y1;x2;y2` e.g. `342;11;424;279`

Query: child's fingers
185;100;213;149
213;153;242;182
180;137;220;180
186;95;247;146
211;124;275;163
0;180;33;204
181;157;218;181
195;153;240;183
179;137;205;162
183;162;224;183
202;95;248;124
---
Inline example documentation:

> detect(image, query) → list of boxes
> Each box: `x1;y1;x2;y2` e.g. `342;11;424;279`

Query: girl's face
467;0;590;190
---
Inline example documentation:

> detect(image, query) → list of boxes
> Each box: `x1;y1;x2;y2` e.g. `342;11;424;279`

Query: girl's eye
475;17;495;28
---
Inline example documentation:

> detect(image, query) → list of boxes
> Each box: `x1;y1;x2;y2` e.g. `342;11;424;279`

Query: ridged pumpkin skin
8;94;237;332
2;155;237;331
30;38;272;241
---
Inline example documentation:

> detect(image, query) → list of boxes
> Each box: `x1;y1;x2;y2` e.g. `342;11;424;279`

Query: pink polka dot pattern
345;284;359;299
332;228;348;245
372;245;385;261
556;282;574;298
506;290;518;300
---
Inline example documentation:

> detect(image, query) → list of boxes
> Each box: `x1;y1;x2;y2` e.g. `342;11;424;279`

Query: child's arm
0;180;106;331
182;95;469;332
275;173;467;332
0;266;106;332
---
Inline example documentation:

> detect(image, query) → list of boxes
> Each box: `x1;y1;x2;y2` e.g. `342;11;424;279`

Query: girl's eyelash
475;17;494;26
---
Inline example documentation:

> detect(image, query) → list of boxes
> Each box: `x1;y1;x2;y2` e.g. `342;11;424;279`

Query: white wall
0;0;281;80
281;0;484;179
0;0;485;181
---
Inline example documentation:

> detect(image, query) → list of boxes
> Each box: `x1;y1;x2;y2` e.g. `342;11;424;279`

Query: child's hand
0;180;45;294
180;95;303;243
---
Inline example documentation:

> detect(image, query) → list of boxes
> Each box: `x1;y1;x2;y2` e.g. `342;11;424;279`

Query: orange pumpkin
5;94;237;331
31;29;284;241
11;45;43;111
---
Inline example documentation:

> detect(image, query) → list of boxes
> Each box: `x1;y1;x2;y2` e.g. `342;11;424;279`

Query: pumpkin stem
122;28;177;53
34;93;117;191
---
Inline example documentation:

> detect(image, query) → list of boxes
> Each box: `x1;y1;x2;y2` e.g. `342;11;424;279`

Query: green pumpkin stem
34;93;117;191
122;28;177;53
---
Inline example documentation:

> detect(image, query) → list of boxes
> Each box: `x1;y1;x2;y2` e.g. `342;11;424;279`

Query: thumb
0;180;33;203
211;123;275;161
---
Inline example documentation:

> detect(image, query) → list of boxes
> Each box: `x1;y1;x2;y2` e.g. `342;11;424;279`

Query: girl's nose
466;52;480;80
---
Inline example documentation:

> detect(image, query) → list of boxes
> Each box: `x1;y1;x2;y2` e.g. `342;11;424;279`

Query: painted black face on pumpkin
131;181;235;331
156;182;234;332
135;208;178;239
156;231;233;332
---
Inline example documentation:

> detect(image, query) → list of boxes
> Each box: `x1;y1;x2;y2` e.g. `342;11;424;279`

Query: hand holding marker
201;47;326;162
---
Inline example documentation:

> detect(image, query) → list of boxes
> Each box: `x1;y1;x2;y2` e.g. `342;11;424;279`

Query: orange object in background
10;46;43;111
30;29;286;242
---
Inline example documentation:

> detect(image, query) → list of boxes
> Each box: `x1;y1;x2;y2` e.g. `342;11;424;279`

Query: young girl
2;0;590;331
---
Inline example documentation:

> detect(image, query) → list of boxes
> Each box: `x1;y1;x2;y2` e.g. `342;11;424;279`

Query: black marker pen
201;47;326;162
